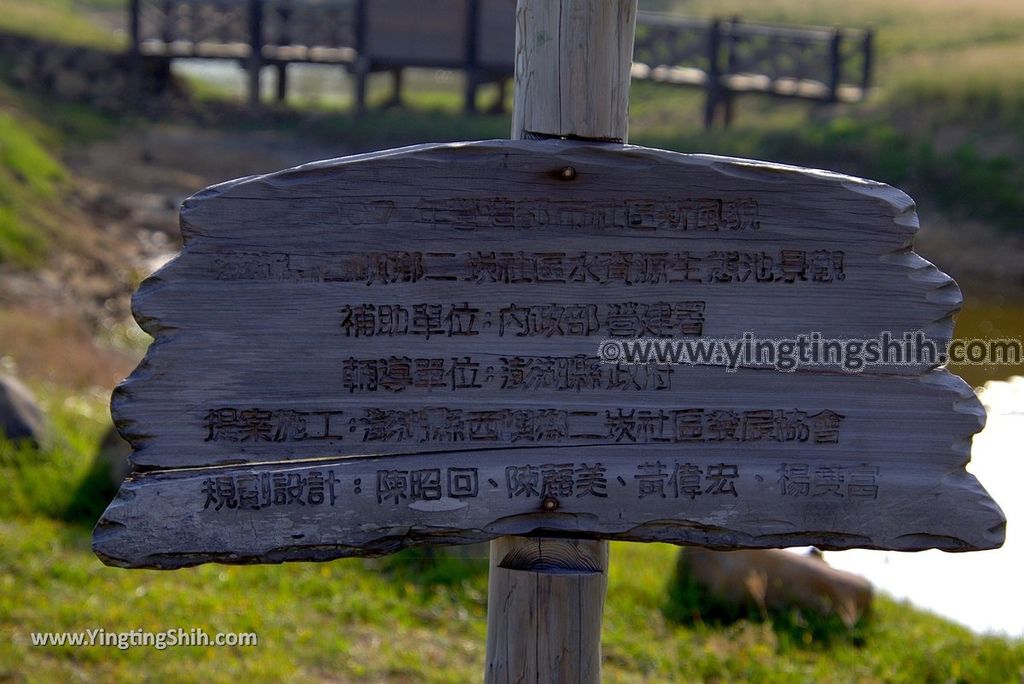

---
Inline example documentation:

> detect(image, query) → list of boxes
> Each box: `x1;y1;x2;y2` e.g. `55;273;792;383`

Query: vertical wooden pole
387;67;403;108
160;0;173;44
276;63;288;102
485;537;610;683
353;0;369;115
485;2;636;683
722;16;740;127
510;0;636;142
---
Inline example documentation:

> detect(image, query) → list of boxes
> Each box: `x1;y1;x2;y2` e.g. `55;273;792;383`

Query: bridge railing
633;12;873;126
128;0;872;125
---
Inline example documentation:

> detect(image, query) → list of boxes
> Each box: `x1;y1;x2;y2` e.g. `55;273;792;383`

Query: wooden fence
129;0;873;127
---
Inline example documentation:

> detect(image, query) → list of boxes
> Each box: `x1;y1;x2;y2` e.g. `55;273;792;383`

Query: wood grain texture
491;14;628;679
114;139;964;470
512;1;637;141
485;537;607;684
93;392;1004;569
119;359;984;469
94;139;1006;566
94;371;1004;567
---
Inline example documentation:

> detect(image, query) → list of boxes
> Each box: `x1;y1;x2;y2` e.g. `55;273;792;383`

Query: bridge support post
247;0;264;106
275;63;288;102
703;18;722;129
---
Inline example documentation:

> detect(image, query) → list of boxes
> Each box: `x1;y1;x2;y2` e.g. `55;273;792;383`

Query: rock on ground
0;375;49;447
676;547;873;628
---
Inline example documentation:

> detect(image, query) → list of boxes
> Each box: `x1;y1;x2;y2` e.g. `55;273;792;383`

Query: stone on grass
677;547;873;628
0;375;49;448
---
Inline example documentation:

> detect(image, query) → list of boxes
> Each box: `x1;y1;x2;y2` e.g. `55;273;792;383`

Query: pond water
826;375;1023;637
823;286;1024;637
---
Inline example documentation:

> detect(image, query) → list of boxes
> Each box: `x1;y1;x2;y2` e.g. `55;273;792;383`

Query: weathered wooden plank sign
93;139;1005;568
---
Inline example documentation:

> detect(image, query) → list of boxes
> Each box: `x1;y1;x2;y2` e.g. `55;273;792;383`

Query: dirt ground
0;123;349;389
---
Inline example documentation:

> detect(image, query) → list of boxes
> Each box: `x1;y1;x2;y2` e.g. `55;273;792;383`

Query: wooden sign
93;139;1005;569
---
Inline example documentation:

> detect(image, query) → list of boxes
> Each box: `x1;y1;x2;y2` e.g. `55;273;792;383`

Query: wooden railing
128;0;873;126
632;13;873;127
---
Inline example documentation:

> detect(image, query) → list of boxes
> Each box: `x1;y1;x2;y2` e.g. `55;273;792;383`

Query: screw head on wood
541;496;559;512
560;166;576;180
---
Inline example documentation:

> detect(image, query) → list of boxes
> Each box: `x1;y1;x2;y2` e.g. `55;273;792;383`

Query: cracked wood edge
111;138;969;469
93;369;1005;569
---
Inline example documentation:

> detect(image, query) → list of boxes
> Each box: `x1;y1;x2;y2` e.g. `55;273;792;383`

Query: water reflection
826;376;1023;636
950;285;1024;388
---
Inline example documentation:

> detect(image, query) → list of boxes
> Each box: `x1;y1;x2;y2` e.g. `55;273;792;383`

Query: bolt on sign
93;140;1005;568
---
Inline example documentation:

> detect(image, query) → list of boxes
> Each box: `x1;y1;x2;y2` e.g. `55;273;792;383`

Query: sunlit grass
0;380;1019;681
1;508;1021;682
0;0;123;50
0;109;67;266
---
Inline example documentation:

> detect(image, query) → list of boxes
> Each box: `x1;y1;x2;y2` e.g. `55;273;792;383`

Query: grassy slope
0;72;126;269
2;521;1023;682
0;0;123;49
0;105;68;266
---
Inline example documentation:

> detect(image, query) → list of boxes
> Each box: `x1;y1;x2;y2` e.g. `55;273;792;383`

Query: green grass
0;384;113;523
0;389;1021;683
1;519;1022;682
0;108;67;267
0;0;123;49
0;63;124;268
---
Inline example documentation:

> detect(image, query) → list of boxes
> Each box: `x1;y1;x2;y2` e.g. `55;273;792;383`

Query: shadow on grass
0;429;116;529
372;544;490;588
63;448;117;526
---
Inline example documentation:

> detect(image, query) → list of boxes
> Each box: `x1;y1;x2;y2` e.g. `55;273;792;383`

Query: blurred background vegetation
0;0;1022;681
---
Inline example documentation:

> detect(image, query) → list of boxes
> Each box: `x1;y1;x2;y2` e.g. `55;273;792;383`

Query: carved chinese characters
94;140;1004;568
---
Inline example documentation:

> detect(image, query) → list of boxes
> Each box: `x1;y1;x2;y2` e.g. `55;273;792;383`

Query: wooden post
722;16;740;127
276;63;288;102
352;0;369;115
160;0;173;44
486;2;636;682
275;3;291;103
485;537;610;683
510;0;636;142
386;67;403;109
